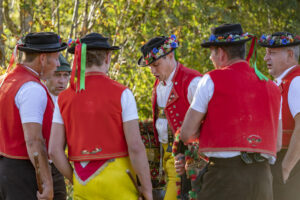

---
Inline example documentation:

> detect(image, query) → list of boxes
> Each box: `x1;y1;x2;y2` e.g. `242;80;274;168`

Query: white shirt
15;66;47;124
53;88;139;124
275;65;300;118
191;74;279;164
155;65;202;143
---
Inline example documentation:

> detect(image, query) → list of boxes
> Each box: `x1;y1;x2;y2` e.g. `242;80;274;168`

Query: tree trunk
20;0;33;34
57;0;60;35
80;0;88;37
3;0;19;34
66;0;80;59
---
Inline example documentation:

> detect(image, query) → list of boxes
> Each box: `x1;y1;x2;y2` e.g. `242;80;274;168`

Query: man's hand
36;182;53;200
139;186;153;200
282;162;291;184
175;153;186;175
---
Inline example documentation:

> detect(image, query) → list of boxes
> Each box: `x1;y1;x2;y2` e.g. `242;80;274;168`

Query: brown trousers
271;150;300;200
0;156;66;200
197;155;273;200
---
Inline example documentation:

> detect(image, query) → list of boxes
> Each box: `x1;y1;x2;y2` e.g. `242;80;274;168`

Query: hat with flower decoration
202;23;269;81
138;35;179;66
258;32;300;48
67;33;120;92
201;24;252;48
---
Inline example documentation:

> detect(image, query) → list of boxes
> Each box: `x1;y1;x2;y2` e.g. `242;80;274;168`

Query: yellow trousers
162;143;180;200
73;157;138;200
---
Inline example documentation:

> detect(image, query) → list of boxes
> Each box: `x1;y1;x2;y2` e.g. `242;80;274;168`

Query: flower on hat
152;48;159;54
143;35;179;65
171;42;177;48
205;32;250;43
209;35;216;42
260;33;300;46
282;38;287;45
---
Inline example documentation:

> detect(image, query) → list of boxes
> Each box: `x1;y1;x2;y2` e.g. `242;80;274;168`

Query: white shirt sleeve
52;98;64;124
190;74;214;113
121;88;139;122
187;76;202;104
15;81;47;124
288;76;300;118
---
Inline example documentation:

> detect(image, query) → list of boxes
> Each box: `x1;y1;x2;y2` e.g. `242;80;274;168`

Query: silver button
176;113;179;117
173;105;176;108
175;82;178;85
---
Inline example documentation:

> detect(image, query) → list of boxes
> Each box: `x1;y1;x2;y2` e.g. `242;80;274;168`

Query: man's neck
224;58;245;67
85;65;107;74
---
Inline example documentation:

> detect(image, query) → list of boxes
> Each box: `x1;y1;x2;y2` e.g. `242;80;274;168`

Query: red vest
152;63;202;144
58;72;129;161
198;61;281;156
0;64;54;159
280;65;300;149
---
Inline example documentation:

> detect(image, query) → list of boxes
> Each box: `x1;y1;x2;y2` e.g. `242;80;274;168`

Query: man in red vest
138;35;202;199
49;33;152;200
180;24;281;200
45;54;71;200
0;32;67;200
259;32;300;200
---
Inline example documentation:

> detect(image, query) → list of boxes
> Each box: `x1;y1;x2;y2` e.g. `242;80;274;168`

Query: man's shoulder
179;63;202;77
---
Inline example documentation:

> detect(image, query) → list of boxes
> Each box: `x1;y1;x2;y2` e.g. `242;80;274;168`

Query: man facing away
138;35;202;200
49;33;152;200
259;32;300;200
180;24;281;200
0;32;67;200
45;53;71;200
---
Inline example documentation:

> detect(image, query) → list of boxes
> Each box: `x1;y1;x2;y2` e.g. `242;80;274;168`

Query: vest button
170;110;173;113
173;105;176;108
176;113;179;117
174;119;176;122
175;82;178;85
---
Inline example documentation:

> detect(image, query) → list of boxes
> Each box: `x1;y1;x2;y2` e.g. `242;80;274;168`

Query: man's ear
287;48;294;60
167;51;174;60
39;53;47;66
105;51;111;64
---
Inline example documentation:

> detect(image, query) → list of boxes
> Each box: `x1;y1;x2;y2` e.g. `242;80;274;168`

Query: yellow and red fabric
73;157;139;200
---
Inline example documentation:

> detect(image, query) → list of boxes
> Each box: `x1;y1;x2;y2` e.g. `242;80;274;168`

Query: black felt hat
67;33;120;54
138;35;179;66
18;32;67;53
201;24;252;48
258;32;300;48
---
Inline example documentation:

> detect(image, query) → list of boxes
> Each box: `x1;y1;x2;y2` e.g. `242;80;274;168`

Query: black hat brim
258;40;300;48
201;38;252;48
67;45;120;54
18;43;67;53
138;49;175;67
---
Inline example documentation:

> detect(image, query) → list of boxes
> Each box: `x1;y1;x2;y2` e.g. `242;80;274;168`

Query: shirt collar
159;63;177;86
275;65;297;85
23;65;39;76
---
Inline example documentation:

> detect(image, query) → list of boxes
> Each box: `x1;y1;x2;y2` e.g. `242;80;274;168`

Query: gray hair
286;45;300;61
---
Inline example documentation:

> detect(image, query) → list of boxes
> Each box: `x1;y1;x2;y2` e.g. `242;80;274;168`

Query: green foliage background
1;0;300;120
